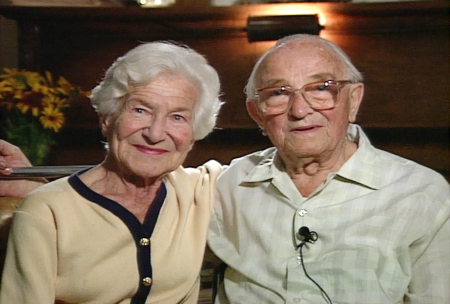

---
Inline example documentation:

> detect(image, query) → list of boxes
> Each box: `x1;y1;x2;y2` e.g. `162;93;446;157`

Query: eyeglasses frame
253;80;353;115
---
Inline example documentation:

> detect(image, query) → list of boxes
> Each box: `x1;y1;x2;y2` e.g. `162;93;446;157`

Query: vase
1;110;54;166
20;138;52;166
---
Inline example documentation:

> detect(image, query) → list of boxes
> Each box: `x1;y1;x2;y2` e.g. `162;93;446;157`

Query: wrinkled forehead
255;40;346;85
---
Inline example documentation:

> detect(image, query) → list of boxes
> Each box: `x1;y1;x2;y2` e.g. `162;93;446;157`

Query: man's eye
314;84;331;92
269;87;287;97
134;108;145;114
273;89;284;96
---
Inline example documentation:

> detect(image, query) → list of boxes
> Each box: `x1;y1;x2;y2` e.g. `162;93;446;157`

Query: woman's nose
142;117;166;143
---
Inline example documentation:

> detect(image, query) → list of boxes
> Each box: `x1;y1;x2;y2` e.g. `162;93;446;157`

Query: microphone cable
296;227;333;304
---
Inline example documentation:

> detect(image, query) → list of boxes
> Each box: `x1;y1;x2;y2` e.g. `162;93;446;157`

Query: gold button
142;277;152;286
139;238;150;246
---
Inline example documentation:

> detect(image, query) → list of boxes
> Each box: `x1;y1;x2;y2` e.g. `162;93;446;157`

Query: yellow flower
31;106;40;117
1;67;88;136
42;93;67;109
16;101;30;114
57;76;74;90
45;70;54;86
0;100;14;110
40;106;65;132
13;90;24;100
0;78;14;93
0;68;18;79
1;68;88;165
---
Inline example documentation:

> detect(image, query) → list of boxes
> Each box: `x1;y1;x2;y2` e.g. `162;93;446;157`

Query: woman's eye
134;108;145;114
173;114;185;121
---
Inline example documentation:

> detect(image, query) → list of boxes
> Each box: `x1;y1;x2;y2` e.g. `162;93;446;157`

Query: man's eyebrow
258;73;339;89
258;79;288;88
308;73;337;81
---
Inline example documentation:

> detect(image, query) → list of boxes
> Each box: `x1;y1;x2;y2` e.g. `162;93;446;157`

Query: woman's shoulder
27;176;72;196
17;177;77;213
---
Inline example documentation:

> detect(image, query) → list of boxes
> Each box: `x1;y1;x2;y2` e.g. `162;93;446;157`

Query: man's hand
0;140;46;197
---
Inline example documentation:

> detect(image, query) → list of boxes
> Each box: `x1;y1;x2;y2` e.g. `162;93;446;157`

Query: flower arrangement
0;68;89;165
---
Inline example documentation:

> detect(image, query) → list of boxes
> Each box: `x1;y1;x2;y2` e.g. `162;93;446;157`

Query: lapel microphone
297;226;318;248
295;226;332;304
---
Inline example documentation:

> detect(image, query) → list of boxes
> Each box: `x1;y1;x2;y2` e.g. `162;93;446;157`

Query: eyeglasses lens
258;87;292;114
304;83;338;109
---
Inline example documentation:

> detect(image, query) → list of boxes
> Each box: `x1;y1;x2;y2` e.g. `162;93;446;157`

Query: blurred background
0;0;448;181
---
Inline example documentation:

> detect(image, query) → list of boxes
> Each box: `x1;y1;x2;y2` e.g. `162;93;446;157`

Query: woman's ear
100;115;109;138
348;83;364;123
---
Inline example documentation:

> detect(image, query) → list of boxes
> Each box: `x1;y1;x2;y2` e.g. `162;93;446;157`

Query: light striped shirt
208;124;450;304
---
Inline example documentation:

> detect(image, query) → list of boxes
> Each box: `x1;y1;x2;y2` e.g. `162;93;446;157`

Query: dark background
0;1;448;180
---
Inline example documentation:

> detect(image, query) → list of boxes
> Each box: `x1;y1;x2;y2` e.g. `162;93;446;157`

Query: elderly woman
0;41;224;303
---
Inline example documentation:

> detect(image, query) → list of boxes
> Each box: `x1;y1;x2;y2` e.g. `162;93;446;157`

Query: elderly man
207;34;450;303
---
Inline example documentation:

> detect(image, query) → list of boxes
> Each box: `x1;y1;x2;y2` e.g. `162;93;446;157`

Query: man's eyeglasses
254;80;352;115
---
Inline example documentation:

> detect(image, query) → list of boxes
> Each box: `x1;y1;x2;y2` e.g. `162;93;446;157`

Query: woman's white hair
245;34;364;100
90;41;223;141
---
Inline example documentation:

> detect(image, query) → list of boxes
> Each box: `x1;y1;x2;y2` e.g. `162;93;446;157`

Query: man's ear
348;83;364;123
246;99;264;129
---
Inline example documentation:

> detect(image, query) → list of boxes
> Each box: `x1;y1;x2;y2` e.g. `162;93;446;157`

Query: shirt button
298;209;307;217
139;238;150;246
142;277;152;286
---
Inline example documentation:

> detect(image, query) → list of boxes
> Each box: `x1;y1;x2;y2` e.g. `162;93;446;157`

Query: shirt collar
335;124;384;190
242;124;383;190
242;147;279;183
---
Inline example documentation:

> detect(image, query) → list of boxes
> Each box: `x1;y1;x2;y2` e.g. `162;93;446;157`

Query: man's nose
289;92;314;118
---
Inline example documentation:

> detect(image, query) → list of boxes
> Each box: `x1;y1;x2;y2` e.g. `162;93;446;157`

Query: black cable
298;243;333;304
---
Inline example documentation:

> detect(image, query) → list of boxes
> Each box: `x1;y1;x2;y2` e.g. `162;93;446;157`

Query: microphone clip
296;226;318;249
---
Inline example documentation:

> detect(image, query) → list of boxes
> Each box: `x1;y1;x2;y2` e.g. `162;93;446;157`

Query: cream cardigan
0;160;223;304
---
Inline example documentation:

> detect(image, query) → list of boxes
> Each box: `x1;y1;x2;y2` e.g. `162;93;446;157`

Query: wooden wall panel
26;31;450;129
0;2;448;179
329;32;449;128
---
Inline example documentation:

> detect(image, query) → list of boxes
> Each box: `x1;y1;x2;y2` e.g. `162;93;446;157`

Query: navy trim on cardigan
68;169;167;304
